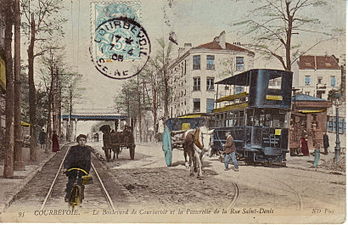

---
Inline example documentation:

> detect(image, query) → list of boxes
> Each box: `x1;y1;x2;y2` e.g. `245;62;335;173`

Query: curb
0;143;72;214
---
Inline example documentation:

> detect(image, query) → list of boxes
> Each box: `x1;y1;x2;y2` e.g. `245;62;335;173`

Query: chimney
184;43;192;49
213;31;226;49
177;43;191;57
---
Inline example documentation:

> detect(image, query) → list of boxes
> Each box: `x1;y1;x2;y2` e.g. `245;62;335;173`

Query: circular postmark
91;17;151;79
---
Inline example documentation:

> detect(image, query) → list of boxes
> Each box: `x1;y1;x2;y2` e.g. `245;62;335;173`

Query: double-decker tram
210;69;293;165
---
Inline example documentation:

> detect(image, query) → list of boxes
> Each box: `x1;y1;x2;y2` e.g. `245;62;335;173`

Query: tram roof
215;69;292;86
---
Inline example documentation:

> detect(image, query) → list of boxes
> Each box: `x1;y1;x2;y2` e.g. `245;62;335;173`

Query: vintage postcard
0;0;346;224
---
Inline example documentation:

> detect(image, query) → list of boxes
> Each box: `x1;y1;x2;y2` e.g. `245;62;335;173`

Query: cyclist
63;134;93;202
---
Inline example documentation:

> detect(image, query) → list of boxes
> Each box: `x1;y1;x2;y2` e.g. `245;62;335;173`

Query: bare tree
21;0;66;161
152;38;173;119
235;0;340;71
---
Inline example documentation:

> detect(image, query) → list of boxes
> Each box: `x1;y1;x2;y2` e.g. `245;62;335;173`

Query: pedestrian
63;134;92;202
323;132;329;155
52;130;60;152
300;135;309;156
222;131;239;171
162;125;172;167
38;128;46;149
313;142;321;168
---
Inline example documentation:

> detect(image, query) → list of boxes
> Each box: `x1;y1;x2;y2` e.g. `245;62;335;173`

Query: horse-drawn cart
99;125;136;161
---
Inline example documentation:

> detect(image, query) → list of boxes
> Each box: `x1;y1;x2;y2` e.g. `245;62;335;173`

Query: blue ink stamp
90;2;150;79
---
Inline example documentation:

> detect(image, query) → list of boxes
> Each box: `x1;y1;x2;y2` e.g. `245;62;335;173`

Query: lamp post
333;93;341;163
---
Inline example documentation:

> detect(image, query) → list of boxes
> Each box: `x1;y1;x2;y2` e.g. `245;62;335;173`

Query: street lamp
333;92;341;163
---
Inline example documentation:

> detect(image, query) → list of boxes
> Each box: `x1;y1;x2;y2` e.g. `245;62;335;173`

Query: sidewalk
286;152;345;175
0;147;56;214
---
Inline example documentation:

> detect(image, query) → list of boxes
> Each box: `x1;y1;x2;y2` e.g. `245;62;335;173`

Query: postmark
90;2;150;79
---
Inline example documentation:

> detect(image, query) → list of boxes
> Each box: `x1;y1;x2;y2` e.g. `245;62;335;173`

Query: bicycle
64;168;93;210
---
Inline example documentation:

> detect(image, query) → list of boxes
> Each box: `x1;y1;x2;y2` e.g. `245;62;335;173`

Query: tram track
227;182;240;209
262;173;303;210
40;146;116;212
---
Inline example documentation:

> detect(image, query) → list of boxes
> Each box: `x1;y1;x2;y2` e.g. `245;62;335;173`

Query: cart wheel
130;146;135;160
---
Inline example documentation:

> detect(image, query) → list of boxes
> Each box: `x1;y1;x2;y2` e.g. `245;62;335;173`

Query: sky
57;0;346;115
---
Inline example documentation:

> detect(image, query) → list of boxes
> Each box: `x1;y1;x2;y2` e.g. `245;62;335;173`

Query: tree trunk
3;1;14;177
285;1;292;71
137;76;142;142
163;67;170;120
45;72;53;153
152;84;158;133
13;0;24;170
28;13;37;161
52;67;58;133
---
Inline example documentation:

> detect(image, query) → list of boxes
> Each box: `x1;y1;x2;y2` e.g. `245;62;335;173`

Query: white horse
183;126;214;178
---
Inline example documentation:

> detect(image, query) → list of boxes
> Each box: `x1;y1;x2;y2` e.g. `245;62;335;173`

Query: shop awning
298;109;325;114
20;121;31;127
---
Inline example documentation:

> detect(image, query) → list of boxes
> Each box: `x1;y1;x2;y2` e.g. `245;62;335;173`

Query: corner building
168;31;255;117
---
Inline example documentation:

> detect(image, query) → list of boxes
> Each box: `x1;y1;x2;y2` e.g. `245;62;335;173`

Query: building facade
293;55;341;100
168;31;255;118
293;55;345;152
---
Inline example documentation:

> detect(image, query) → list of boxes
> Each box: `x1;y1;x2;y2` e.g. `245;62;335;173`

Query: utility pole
14;0;24;171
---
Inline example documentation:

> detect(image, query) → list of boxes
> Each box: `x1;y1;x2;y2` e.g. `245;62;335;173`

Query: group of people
299;132;330;156
38;129;60;152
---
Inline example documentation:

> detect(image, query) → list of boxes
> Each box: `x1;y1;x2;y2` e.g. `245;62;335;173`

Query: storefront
289;94;332;155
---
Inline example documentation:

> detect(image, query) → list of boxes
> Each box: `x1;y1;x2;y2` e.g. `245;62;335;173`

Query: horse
100;125;135;161
183;126;214;178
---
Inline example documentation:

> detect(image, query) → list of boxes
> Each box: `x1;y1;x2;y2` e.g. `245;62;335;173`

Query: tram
210;69;293;165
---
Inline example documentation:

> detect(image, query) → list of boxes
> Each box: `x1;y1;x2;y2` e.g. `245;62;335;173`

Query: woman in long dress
52;130;60;152
300;136;309;156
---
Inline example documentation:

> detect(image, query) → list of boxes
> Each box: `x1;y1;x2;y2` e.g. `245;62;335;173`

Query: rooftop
298;55;340;70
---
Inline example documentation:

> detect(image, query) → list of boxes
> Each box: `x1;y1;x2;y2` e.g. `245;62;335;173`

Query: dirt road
90;141;345;223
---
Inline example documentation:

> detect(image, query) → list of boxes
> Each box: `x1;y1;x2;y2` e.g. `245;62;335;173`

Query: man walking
222;131;239;171
323;132;329;155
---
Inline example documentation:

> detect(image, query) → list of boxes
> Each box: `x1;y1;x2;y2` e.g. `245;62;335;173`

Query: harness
193;128;204;150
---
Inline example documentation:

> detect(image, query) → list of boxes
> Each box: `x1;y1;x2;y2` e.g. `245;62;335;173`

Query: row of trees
1;0;82;177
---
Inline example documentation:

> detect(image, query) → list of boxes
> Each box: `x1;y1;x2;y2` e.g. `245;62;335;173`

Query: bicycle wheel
69;185;82;207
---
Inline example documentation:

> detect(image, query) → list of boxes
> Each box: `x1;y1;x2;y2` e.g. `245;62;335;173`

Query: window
193;77;201;91
331;76;336;87
236;57;244;71
193;98;200;112
193;55;201;70
206;98;215;113
206;55;215;70
207;77;214;91
184;60;187;74
234;86;244;94
305;91;310;95
305;75;311;86
317;77;322;84
327;116;345;134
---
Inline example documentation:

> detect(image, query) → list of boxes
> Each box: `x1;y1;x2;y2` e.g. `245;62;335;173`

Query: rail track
227;182;240;209
262;173;303;210
39;146;115;212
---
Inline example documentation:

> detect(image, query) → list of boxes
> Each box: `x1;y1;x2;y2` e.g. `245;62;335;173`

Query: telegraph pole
14;0;24;171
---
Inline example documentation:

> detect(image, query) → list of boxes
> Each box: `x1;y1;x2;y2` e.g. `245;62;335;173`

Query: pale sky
57;0;346;112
